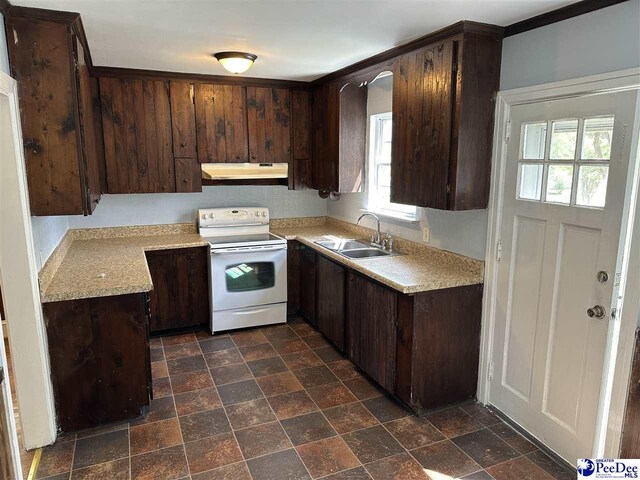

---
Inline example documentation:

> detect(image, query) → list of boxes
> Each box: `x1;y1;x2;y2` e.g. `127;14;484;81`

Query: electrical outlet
422;227;430;243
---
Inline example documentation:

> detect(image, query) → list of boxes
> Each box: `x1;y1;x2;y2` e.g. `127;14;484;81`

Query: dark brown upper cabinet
391;31;502;210
311;81;366;193
170;82;201;192
99;77;177;193
5;9;101;216
290;90;313;190
194;83;248;163
247;87;292;164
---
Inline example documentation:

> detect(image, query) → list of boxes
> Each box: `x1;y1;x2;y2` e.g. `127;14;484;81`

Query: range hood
201;163;288;180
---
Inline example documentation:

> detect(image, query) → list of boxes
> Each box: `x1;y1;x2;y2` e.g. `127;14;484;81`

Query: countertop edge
40;238;209;304
279;232;484;294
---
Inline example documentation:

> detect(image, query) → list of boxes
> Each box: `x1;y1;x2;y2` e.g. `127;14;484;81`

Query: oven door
210;244;287;312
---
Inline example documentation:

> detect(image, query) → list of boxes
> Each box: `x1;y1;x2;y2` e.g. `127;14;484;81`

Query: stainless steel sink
315;239;370;251
314;239;397;259
340;248;391;258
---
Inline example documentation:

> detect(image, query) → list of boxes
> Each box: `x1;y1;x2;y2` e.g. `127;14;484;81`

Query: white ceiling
11;0;579;81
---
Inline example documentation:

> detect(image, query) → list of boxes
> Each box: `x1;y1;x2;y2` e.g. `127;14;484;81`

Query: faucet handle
383;234;394;252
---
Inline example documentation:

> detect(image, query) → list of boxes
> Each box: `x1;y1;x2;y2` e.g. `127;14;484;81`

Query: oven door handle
211;245;287;255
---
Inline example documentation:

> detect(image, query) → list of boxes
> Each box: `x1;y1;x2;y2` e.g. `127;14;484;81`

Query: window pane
582;116;614;160
518;163;543;200
381;119;392;143
545;164;574;204
380;141;391;161
576;165;608;207
377;164;391;188
522;122;547;160
549;119;577;160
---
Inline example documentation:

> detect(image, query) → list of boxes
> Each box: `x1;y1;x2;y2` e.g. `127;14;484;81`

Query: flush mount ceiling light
213;51;257;74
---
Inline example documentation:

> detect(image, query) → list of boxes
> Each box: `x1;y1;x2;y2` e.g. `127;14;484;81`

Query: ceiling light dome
213;51;257;74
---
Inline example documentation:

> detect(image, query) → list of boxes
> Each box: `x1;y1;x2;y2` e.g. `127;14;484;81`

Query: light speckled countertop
39;217;483;303
272;218;484;294
40;230;208;303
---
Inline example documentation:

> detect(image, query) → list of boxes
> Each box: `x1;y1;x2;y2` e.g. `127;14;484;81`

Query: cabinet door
391;41;455;209
175;247;210;329
146;251;180;333
91;294;150;423
247;87;291;163
316;255;345;351
290;90;312;190
74;37;102;213
43;299;98;431
6;18;84;215
100;77;176;193
311;82;365;193
312;83;339;191
146;248;210;333
347;272;397;391
194;84;248;163
298;245;317;326
287;241;300;314
43;294;150;432
170;82;202;192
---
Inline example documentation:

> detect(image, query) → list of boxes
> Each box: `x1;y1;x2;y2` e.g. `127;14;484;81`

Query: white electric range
198;207;287;333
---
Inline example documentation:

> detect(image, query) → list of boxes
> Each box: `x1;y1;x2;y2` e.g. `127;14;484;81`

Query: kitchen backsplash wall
327;197;488;260
66;187;326;229
31;216;69;270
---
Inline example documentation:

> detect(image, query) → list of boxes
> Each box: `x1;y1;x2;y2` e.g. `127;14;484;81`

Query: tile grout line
229;329;305;479
260;326;370;477
189;336;230;479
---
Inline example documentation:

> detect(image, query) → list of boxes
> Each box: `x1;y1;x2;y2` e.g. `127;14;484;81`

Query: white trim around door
479;67;640;460
0;70;57;449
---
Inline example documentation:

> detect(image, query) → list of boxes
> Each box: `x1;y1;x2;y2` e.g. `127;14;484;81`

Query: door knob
587;305;606;319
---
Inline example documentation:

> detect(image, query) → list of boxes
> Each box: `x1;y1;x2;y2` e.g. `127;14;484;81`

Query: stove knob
261;212;267;218
208;213;215;219
200;214;207;220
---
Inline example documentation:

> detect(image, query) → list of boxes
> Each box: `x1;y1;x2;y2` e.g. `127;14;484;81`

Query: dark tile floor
30;317;576;480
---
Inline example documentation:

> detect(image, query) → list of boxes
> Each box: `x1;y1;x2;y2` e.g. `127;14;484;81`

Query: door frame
0;70;57;449
479;67;640;458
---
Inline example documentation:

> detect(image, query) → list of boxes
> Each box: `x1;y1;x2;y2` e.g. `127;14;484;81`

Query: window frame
366;112;418;222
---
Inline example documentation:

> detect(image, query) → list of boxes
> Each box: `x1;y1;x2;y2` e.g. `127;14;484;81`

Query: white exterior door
489;89;638;462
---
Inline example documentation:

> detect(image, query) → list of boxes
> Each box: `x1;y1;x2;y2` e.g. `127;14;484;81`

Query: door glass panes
518;116;613;209
576;165;608;207
522;122;547;159
549;119;578;160
546;164;574;204
518;163;543;200
225;262;275;292
581;116;614;160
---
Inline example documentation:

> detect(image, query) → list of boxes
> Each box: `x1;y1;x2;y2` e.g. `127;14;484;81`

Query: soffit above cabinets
9;0;579;81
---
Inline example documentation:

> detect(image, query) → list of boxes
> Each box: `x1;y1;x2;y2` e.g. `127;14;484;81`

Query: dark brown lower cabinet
43;293;150;432
287;241;300;315
347;272;397;391
298;245;317;327
286;241;484;412
146;247;210;333
317;255;346;351
400;284;484;410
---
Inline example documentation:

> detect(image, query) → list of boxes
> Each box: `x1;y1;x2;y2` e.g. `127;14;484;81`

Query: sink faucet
357;212;383;248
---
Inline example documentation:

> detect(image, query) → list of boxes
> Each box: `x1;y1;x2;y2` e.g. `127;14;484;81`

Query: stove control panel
198;207;270;228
